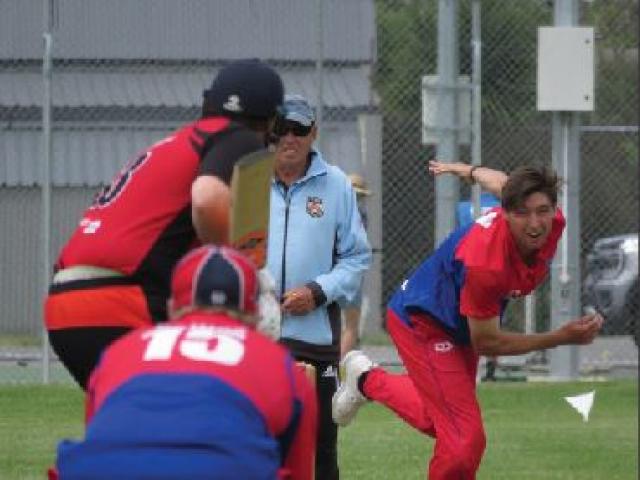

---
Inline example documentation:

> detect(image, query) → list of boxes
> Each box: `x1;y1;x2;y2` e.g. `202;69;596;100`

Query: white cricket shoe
332;350;376;426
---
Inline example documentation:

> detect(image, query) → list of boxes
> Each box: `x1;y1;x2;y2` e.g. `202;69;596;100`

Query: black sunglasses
272;119;313;138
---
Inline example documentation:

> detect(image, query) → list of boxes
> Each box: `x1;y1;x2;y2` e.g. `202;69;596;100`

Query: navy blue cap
203;60;284;119
171;246;259;315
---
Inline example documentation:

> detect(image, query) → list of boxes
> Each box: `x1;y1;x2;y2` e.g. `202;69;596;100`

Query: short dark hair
501;165;561;211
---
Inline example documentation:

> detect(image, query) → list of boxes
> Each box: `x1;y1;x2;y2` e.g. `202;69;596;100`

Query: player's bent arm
282;368;318;480
191;175;231;245
428;160;508;199
468;166;508;199
468;315;601;357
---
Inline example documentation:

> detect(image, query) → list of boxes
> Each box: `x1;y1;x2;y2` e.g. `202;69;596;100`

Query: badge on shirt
306;196;324;218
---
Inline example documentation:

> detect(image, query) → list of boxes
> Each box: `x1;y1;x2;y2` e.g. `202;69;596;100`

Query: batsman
44;59;285;389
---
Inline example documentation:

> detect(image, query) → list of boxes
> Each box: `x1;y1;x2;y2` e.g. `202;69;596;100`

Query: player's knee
442;430;486;477
464;429;487;472
467;428;487;470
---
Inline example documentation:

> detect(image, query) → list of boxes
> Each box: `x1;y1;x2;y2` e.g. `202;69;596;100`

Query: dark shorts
49;326;132;390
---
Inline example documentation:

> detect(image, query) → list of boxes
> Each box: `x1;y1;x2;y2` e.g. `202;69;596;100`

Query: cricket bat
229;149;275;268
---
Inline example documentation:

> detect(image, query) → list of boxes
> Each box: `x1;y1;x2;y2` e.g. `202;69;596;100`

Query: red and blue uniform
390;207;565;344
54;313;317;480
364;208;565;479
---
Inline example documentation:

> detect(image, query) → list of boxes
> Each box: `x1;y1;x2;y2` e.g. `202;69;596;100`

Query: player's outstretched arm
428;160;508;199
468;313;604;356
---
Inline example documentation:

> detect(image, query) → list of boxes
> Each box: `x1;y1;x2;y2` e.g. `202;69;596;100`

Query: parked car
583;233;638;346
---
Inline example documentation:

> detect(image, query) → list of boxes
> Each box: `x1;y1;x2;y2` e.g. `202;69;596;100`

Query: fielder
52;245;316;480
333;161;603;479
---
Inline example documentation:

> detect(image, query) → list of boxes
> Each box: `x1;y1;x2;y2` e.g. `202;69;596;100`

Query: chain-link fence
1;0;637;383
376;0;638;376
1;0;381;383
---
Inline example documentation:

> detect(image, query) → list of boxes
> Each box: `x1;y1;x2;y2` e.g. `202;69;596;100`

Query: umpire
266;94;372;479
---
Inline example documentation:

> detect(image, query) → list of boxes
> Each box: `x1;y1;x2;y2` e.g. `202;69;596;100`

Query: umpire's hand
282;286;316;315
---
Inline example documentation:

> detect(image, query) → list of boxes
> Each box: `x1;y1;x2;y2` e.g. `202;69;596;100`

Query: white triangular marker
564;391;595;422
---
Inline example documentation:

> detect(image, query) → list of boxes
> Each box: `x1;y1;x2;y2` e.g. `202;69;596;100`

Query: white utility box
537;26;594;111
422;75;471;145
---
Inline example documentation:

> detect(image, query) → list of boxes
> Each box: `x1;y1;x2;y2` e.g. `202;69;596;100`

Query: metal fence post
314;0;324;149
434;0;461;246
41;0;54;384
358;114;383;337
549;0;581;380
470;0;482;219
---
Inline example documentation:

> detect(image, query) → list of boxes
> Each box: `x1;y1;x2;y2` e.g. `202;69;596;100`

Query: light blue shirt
266;150;372;347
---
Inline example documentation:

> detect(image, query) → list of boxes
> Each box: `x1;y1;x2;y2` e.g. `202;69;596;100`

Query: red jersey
389;208;565;343
459;208;564;320
53;118;263;321
55;312;317;479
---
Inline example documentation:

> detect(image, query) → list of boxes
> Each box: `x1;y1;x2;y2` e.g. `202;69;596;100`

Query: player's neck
275;166;304;187
517;246;538;267
275;155;311;186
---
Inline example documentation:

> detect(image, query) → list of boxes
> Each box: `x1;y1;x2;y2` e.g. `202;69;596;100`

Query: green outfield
0;380;637;480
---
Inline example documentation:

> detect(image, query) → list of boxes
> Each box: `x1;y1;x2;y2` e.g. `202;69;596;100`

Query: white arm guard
257;268;281;341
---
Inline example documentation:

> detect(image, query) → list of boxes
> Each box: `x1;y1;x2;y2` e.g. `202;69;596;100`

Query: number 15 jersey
55;313;317;480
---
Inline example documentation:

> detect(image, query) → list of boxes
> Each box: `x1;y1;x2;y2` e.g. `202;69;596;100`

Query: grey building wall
1;119;365;188
0;0;380;336
1;188;94;334
1;0;375;61
2;67;374;111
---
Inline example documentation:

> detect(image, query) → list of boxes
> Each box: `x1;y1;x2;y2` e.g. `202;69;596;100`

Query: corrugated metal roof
1;66;373;110
0;122;362;187
1;0;375;61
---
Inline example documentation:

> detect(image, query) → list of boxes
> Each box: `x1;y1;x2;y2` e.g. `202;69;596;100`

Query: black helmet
202;59;284;120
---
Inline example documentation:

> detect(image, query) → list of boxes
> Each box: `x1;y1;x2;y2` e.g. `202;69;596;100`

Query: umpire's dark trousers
296;356;340;480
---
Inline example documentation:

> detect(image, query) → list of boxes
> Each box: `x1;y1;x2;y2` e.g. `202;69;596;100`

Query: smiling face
274;122;317;171
504;192;556;261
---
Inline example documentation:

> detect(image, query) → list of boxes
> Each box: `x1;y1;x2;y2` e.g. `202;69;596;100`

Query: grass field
0;380;636;479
